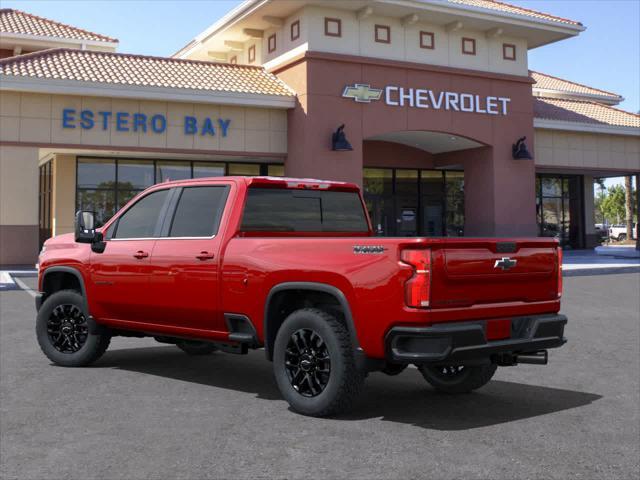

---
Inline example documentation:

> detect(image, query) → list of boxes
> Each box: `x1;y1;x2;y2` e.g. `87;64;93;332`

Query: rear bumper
385;314;567;364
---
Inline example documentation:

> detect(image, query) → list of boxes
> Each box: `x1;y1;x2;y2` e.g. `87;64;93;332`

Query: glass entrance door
363;168;464;237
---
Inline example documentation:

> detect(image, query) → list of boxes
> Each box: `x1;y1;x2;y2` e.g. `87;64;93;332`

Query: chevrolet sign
342;84;383;103
342;83;511;115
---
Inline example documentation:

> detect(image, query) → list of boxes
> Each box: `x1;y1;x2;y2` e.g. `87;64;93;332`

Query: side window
168;186;229;237
112;189;170;239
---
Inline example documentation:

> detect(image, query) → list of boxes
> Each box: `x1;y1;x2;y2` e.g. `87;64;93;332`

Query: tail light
401;249;431;308
557;247;563;298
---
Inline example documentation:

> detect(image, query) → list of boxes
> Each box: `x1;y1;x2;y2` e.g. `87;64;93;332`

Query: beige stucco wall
304;6;528;76
213;5;528;76
0;145;40;265
0;91;288;154
534;129;640;172
0;145;39;226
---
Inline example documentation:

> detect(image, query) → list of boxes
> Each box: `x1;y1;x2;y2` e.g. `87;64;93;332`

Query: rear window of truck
240;188;369;232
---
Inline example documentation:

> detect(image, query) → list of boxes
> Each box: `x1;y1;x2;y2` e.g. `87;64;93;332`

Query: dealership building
1;0;639;265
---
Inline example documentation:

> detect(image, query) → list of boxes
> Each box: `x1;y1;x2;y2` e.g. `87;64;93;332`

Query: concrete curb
563;266;640;277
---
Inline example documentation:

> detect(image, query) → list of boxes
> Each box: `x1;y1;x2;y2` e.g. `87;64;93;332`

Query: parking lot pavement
1;273;638;480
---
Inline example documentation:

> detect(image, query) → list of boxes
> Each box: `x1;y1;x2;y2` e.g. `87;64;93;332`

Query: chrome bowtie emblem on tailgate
494;257;517;271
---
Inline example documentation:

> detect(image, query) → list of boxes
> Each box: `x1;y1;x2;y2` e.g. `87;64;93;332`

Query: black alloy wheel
36;289;111;367
418;363;497;394
284;328;331;397
432;365;466;379
47;304;89;354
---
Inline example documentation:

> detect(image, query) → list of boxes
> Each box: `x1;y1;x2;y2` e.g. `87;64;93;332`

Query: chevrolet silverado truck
35;176;566;416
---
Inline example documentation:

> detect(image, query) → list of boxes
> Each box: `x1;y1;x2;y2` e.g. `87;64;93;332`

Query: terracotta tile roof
534;97;640;128
0;48;295;97
531;71;622;101
447;0;582;26
0;8;117;43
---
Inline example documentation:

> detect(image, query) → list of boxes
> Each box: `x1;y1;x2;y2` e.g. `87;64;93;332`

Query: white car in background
609;224;637;241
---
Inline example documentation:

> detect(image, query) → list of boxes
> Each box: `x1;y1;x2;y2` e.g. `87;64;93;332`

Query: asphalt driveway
1;273;638;479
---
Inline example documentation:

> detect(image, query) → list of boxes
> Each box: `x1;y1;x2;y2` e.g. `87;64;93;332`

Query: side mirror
75;210;97;243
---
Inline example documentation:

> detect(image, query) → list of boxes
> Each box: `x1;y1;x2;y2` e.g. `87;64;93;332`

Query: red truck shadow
93;345;601;430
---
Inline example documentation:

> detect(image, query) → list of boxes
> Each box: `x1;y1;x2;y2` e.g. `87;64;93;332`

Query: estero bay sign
61;109;232;136
343;83;511;115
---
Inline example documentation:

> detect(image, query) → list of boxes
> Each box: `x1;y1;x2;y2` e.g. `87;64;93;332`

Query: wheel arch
41;266;88;311
263;282;360;361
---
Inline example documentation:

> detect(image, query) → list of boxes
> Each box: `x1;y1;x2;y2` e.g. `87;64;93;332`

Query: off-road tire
418;363;497;394
36;290;111;367
273;308;365;417
176;340;217;355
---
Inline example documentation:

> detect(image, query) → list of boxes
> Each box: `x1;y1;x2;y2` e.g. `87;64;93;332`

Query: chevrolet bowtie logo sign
342;84;383;103
494;257;518;271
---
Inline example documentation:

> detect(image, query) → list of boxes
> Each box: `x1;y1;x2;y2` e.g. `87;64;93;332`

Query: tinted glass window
77;158;115;189
113;189;169;239
228;163;260;176
156;162;190;182
169;187;229;237
118;160;154;190
193;162;225;178
241;188;368;232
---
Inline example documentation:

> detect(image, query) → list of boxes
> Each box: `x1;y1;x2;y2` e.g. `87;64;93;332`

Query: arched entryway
362;130;488;237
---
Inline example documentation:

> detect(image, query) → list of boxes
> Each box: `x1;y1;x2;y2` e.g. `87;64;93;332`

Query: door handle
196;251;215;261
133;250;149;259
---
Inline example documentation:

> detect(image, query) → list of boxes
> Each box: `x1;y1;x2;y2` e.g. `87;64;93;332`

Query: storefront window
76;158;283;226
38;161;53;247
228;163;261;176
364;168;393;235
363;168;464;237
77;159;117;226
77;158;115;189
193;162;225;178
445;171;465;236
536;174;583;248
118;160;154;190
420;171;445;237
77;189;116;227
267;164;285;177
156;162;191;182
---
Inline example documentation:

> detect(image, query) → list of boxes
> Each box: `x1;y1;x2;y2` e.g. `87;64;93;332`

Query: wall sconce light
332;124;353;151
512;136;533;160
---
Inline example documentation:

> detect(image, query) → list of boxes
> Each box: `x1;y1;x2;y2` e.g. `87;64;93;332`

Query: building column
0;145;40;266
444;145;538;237
52;154;77;236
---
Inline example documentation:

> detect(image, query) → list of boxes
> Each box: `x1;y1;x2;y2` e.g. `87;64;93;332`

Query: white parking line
13;277;37;298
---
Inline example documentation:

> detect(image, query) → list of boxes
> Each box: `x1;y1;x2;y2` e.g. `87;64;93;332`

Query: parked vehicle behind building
609;224;638;241
35;177;567;416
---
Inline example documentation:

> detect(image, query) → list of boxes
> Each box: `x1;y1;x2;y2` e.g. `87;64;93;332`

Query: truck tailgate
430;239;560;308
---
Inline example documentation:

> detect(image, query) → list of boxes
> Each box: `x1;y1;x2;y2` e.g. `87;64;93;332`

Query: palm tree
624;176;633;242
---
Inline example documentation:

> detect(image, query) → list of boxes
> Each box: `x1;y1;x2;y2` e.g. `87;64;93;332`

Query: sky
3;0;638;188
3;0;638;113
0;0;640;112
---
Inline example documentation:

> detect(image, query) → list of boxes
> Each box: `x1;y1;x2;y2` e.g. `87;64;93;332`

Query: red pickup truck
36;176;566;416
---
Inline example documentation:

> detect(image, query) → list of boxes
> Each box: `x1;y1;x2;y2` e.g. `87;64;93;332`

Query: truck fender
40;266;103;334
263;282;362;360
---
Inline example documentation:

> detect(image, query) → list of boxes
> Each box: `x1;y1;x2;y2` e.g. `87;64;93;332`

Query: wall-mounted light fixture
512;136;533;160
332;124;353;151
